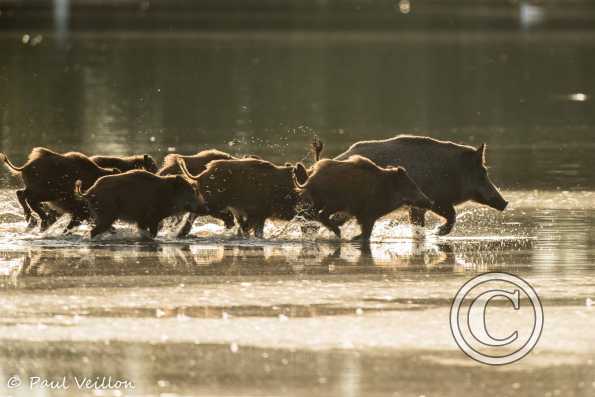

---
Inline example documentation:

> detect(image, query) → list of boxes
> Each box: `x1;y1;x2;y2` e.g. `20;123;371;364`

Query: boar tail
292;163;309;189
311;136;323;162
177;158;199;181
0;153;25;174
74;180;85;196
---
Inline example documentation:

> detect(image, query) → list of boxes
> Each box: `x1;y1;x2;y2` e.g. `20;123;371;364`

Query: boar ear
476;143;486;165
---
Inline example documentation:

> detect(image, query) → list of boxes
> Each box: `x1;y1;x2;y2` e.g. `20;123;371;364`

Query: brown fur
157;149;235;176
180;158;302;238
294;155;433;242
334;135;507;235
77;170;202;238
91;154;159;173
158;150;265;235
0;148;120;231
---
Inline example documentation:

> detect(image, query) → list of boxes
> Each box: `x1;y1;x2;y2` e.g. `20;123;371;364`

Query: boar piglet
179;158;302;238
158;149;262;235
0;148;120;231
293;155;433;242
91;154;158;173
335;135;508;235
75;170;203;238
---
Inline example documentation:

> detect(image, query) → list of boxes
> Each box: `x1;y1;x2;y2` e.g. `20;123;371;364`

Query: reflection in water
0;238;534;283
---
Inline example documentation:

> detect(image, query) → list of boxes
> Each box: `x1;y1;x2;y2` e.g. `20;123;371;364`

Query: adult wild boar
179;158;301;238
91;154;159;173
75;170;202;238
0;148;120;231
334;135;508;235
294;155;433;242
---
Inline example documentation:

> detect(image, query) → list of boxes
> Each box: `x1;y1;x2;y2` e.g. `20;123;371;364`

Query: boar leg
16;189;36;228
237;215;265;238
90;217;116;239
63;217;82;233
214;210;235;229
26;195;55;231
148;222;160;238
318;209;341;239
242;215;265;238
353;217;375;242
253;217;267;238
432;204;456;236
176;213;197;237
409;207;426;227
236;215;252;237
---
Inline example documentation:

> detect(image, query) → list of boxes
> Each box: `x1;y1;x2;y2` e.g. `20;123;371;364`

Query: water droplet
21;34;30;44
31;34;43;46
230;342;239;353
149;136;156;142
569;93;588;102
398;0;410;14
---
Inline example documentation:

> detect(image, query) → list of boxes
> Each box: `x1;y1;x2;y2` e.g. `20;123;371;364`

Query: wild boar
75;170;202;238
293;155;433;242
0;148;120;231
334;135;508;235
90;154;159;173
179;158;302;238
157;149;248;234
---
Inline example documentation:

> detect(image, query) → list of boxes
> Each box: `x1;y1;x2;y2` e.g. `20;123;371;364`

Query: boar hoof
434;224;453;236
39;221;51;233
350;233;362;242
176;222;192;238
300;224;320;236
26;217;38;230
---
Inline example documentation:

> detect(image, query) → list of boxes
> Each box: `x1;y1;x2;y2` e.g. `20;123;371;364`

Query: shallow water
0;189;594;396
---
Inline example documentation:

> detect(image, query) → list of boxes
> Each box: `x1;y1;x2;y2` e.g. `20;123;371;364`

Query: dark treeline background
1;0;594;189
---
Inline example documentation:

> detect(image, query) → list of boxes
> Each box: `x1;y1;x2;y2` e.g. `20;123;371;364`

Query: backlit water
1;3;595;396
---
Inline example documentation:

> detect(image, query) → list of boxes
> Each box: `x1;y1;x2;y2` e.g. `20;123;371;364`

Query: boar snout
477;179;508;211
492;197;508;212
